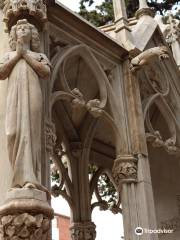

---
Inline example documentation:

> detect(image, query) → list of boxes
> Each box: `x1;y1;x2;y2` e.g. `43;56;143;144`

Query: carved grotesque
86;99;103;118
0;19;51;190
130;46;169;72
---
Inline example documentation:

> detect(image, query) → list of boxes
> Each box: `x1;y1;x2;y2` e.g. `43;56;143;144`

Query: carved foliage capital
70;222;96;240
112;155;138;186
0;213;51;240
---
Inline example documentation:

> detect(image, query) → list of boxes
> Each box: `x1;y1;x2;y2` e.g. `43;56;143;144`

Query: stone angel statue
0;19;51;189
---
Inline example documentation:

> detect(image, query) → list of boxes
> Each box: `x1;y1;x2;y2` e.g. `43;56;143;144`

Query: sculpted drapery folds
0;19;51;189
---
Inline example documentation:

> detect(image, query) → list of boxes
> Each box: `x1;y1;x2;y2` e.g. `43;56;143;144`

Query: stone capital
112;155;138;186
70;222;96;240
136;7;155;19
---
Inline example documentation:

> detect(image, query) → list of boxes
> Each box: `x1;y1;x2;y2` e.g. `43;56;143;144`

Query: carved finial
136;0;154;19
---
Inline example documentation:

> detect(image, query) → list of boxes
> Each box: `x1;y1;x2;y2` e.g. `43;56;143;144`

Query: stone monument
0;1;53;240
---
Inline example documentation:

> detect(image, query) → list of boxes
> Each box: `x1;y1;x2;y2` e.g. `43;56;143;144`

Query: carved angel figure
0;19;51;189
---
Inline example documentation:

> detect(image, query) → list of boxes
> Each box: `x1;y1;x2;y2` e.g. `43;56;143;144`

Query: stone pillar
111;59;159;239
112;0;137;54
68;142;96;240
113;154;158;240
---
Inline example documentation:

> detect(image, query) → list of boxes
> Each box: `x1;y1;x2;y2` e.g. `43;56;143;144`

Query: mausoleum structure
0;0;179;239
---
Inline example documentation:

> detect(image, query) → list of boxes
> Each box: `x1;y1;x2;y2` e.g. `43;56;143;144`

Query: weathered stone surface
0;213;50;240
70;222;96;240
0;19;51;190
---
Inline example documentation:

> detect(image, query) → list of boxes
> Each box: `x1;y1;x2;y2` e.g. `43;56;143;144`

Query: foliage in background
79;0;180;26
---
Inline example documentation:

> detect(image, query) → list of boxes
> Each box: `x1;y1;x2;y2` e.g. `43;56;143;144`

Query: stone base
0;188;54;240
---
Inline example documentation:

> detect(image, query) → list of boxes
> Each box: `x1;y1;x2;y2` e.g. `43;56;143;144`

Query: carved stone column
112;58;159;240
112;0;137;54
68;142;96;240
112;154;158;240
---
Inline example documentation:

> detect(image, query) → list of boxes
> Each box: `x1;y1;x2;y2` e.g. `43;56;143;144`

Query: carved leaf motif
42;219;50;232
35;214;43;228
24;215;36;227
13;213;28;226
34;228;43;238
1;216;13;226
5;225;15;237
0;213;50;240
18;226;29;238
11;236;20;240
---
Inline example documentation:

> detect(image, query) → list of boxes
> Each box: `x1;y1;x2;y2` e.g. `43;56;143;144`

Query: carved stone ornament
45;121;56;155
130;46;169;72
160;217;180;233
0;213;51;240
3;0;47;31
86;99;103;118
0;0;5;8
70;222;96;240
146;132;180;156
112;155;138;186
165;15;180;45
0;188;53;240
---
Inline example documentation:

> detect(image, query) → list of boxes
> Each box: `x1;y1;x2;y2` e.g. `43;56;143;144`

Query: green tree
79;0;180;26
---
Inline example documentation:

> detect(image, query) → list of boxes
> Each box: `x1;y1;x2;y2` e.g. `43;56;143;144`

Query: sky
52;196;124;240
57;0;103;11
